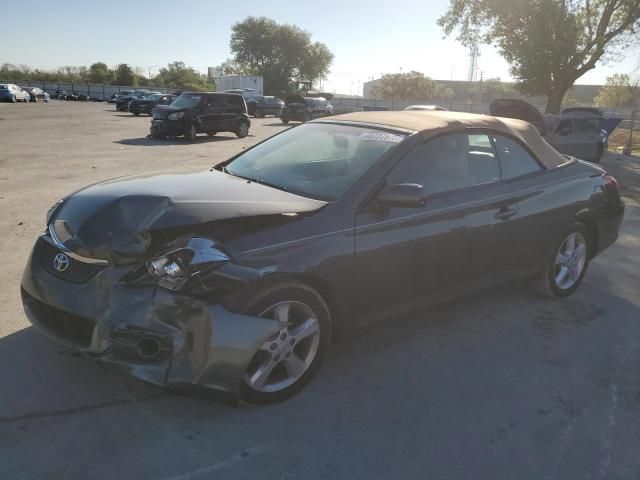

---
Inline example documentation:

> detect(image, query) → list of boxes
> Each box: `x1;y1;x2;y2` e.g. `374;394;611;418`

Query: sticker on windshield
360;132;404;143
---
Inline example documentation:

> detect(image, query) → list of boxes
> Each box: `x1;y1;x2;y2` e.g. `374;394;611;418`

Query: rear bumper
21;235;280;404
594;200;625;256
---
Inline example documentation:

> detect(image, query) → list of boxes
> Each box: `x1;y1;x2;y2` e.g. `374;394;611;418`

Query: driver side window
386;133;500;195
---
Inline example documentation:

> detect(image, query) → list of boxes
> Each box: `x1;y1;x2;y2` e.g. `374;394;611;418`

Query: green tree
439;0;640;113
468;77;519;102
88;62;113;84
371;71;439;100
230;16;334;94
216;58;257;76
151;61;213;91
112;64;136;86
594;73;639;107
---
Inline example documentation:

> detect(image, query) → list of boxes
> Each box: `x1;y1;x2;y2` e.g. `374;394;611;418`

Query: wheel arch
574;210;599;259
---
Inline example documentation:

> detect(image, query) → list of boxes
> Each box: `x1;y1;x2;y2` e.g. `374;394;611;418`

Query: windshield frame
219;121;411;201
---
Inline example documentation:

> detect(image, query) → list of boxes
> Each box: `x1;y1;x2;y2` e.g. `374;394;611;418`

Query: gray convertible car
21;111;624;404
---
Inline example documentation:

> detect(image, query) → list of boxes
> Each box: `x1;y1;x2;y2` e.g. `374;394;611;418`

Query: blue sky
2;0;638;94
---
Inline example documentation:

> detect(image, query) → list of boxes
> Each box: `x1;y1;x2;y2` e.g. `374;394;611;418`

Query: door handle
495;207;517;221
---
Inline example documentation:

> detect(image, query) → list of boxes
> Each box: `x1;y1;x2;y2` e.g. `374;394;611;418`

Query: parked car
490;99;608;163
115;90;158;112
404;105;447;111
129;94;176;116
21;111;624;405
249;96;285;118
281;95;333;123
22;87;50;102
54;90;69;100
0;84;30;102
150;92;250;140
109;90;133;103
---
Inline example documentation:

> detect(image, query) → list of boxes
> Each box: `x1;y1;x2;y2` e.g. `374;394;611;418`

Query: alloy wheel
245;301;321;393
553;232;587;290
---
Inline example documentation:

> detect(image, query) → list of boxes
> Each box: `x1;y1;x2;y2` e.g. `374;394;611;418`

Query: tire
11;95;16;103
236;120;249;138
133;110;140;116
240;282;332;405
594;144;604;163
184;123;197;141
303;112;312;123
281;113;290;124
207;131;217;137
533;222;590;298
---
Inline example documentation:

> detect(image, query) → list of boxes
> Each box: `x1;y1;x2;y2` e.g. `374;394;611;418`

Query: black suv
281;95;333;123
129;93;176;116
150;92;250;140
248;96;285;117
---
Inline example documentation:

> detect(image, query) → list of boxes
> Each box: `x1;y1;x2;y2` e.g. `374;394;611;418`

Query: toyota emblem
53;253;70;272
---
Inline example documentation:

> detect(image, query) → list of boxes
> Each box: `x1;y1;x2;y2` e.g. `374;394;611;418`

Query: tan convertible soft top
325;111;567;169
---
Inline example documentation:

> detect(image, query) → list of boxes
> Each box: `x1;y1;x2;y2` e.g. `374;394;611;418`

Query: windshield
147;94;163;101
224;123;406;201
171;94;202;109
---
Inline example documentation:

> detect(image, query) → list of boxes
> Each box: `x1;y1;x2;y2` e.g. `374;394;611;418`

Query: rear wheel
303;112;312;122
241;282;331;405
207;131;217;137
236;120;249;138
10;95;16;103
533;223;590;297
594;144;604;163
184;123;197;141
132;110;140;116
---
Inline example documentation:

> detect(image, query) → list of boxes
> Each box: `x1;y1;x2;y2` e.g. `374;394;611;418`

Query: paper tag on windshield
360;132;404;143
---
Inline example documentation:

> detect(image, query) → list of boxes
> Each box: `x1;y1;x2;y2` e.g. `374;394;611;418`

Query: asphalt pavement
0;102;639;480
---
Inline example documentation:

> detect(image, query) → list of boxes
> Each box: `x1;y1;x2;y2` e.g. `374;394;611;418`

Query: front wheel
241;282;331;404
11;95;16;103
533;223;590;297
236;120;249;138
184;123;197;141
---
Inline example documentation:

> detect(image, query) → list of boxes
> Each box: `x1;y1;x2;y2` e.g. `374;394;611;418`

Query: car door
199;95;221;133
573;118;602;160
547;118;580;157
490;134;552;277
354;132;519;323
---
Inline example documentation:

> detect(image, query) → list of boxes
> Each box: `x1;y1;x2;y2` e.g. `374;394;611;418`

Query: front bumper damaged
20;239;281;405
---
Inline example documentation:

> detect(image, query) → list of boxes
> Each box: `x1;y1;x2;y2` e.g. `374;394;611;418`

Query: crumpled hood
50;170;326;260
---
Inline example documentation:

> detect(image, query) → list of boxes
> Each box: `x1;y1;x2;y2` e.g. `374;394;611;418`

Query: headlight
167;112;185;120
45;199;64;226
147;238;230;291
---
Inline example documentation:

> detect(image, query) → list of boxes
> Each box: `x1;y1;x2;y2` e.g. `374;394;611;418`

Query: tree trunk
545;83;569;114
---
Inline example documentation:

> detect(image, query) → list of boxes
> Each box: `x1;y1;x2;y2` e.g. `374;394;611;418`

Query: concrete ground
0;101;639;480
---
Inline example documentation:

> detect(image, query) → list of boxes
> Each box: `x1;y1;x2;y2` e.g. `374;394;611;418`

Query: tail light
602;174;620;192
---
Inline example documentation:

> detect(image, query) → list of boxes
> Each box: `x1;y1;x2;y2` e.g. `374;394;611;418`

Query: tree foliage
439;0;640;113
371;71;440;100
230;16;334;94
88;62;114;84
113;64;136;86
468;77;519;102
151;61;212;91
594;73;640;107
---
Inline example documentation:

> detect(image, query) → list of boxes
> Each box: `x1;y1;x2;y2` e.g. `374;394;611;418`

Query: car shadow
264;122;296;127
115;135;240;146
2;279;640;479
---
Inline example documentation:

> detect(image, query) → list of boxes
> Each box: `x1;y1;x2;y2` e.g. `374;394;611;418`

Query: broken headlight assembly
146;238;230;291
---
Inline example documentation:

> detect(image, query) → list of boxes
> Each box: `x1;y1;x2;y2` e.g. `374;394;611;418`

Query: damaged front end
21;232;282;405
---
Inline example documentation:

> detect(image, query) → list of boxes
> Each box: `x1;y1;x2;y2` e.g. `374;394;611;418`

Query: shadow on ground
114;135;240;146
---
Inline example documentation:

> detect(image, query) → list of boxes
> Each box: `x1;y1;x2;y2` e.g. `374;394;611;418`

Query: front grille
37;238;104;283
22;289;95;348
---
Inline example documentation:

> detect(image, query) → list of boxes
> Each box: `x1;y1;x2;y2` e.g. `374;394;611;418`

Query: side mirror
377;183;427;208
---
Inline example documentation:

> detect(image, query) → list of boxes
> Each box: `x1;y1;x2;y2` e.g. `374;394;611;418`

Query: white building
211;74;263;96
